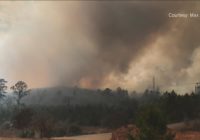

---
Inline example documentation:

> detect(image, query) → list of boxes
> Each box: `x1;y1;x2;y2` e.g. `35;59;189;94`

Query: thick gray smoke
80;3;170;84
0;1;200;93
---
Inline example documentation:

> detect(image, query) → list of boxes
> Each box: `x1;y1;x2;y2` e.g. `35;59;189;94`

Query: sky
0;1;200;93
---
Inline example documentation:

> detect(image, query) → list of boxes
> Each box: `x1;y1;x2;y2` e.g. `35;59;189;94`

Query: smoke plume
0;1;200;93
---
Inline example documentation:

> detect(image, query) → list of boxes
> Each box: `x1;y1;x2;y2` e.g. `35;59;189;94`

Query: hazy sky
0;1;200;93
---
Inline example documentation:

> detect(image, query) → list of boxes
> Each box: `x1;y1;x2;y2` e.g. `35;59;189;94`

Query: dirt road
52;133;111;140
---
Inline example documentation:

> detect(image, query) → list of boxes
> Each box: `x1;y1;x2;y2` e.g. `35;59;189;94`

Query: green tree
13;107;34;130
102;88;113;96
11;81;30;106
0;79;7;99
31;112;54;138
136;105;174;140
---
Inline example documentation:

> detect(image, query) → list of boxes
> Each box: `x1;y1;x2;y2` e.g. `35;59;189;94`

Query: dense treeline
2;90;200;137
10;97;138;137
160;91;200;122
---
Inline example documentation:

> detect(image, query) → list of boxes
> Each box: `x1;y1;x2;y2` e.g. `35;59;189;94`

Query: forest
0;78;200;140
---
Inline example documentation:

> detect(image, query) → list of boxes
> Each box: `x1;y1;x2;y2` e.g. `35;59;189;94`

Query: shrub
68;125;82;136
18;130;34;138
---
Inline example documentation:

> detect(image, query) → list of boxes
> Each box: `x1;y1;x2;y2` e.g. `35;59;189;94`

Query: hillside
21;86;128;106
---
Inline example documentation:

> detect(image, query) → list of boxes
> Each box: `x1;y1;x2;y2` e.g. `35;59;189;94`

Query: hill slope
21;86;128;106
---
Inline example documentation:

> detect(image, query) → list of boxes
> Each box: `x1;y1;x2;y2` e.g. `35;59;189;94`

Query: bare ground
175;131;200;140
1;131;200;140
52;133;111;140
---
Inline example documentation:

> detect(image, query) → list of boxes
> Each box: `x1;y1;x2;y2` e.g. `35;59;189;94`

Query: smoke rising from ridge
0;1;200;93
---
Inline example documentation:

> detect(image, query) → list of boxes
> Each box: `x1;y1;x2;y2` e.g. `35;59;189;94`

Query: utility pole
195;82;200;94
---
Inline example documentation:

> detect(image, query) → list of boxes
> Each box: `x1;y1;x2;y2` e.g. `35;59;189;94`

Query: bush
127;133;137;140
18;130;34;138
50;127;67;137
68;125;82;136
